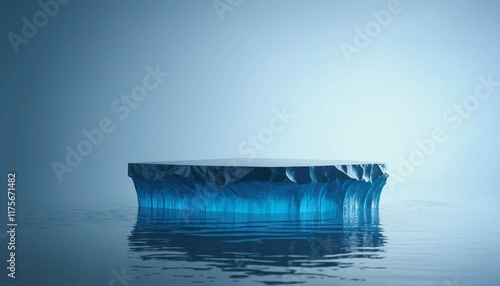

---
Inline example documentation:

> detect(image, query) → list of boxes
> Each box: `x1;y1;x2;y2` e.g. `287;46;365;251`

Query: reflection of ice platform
128;159;388;214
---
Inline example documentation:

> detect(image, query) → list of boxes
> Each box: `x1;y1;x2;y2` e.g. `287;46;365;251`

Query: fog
2;0;500;211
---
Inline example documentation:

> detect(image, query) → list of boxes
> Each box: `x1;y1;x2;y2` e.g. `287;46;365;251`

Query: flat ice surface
135;158;384;167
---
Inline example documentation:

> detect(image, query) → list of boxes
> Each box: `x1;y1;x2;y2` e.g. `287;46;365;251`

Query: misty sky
2;0;500;210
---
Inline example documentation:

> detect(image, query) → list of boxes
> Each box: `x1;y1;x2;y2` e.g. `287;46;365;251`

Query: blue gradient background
2;0;500;211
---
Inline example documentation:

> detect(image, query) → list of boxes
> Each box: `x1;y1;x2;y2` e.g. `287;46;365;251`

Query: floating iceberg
128;159;388;214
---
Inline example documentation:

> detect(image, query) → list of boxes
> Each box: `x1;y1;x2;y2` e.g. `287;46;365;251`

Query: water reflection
128;208;387;284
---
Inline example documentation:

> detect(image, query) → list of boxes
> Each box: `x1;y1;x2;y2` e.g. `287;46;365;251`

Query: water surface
2;200;499;285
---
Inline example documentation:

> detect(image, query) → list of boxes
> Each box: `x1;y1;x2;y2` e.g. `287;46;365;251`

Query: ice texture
128;159;388;214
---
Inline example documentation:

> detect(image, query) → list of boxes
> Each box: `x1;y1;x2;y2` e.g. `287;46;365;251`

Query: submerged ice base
128;159;388;214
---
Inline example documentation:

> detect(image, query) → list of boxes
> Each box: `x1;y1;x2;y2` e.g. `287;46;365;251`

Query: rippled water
2;200;499;285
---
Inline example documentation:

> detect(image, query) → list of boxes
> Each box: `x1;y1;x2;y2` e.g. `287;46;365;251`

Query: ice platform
128;159;388;214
